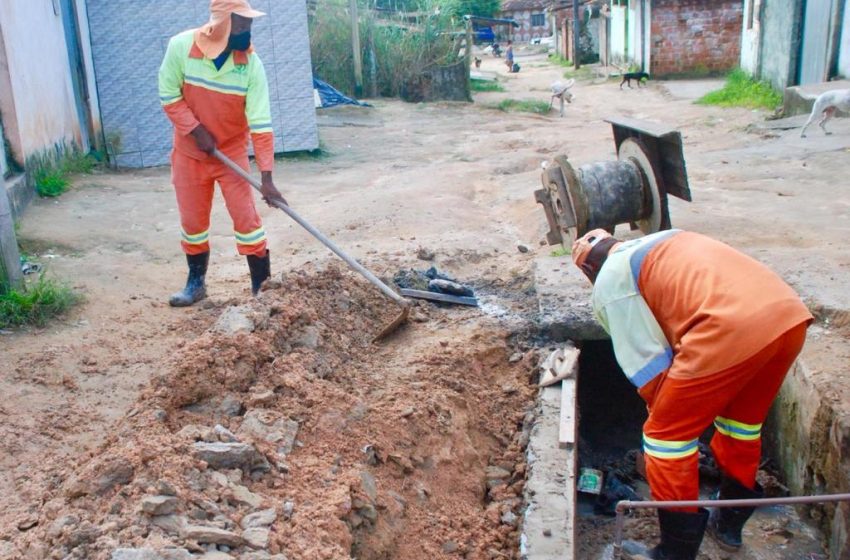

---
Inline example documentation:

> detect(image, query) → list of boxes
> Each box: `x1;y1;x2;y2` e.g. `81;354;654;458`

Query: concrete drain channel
521;332;846;559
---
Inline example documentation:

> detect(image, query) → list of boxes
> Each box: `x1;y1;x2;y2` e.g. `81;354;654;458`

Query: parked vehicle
473;25;495;44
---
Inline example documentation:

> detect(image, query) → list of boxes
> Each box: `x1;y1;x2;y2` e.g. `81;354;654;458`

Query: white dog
800;89;850;137
549;79;575;117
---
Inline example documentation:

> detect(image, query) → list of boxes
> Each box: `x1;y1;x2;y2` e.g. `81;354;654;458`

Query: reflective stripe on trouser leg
643;434;700;506
710;416;762;489
172;150;215;255
213;151;267;257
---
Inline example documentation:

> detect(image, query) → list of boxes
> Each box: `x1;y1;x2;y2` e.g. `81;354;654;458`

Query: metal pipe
612;493;850;559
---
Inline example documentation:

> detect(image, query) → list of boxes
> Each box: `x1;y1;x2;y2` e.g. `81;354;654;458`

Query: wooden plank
559;378;577;448
0;176;22;292
398;288;478;307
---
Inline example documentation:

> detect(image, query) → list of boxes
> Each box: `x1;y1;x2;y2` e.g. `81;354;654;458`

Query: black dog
620;71;649;89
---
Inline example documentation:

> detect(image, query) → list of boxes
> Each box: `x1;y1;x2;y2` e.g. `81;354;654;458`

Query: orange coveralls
158;31;274;257
629;233;811;504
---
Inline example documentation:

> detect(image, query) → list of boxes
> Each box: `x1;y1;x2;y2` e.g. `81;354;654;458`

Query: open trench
2;259;847;560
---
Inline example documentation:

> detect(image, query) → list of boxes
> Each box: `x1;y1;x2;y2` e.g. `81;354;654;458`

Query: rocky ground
2;45;849;559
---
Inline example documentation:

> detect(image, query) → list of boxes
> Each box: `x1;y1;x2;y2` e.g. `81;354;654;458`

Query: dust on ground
2;45;849;559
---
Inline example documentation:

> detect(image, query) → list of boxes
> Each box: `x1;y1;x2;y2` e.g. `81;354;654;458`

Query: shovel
213;148;410;342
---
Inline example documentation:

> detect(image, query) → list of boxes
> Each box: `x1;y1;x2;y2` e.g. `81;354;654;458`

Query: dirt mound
2;266;537;560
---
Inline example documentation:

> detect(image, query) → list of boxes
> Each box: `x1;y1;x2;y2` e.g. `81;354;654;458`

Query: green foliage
550;246;570;257
470;78;504;92
28;145;98;198
0;274;81;328
697;69;782;110
437;0;501;18
34;168;70;197
497;98;551;114
309;0;463;99
548;54;572;68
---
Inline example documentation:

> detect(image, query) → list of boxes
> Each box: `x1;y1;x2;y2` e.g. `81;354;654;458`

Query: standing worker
571;228;812;559
158;0;285;307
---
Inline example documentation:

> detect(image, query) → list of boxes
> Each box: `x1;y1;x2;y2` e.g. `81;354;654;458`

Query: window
531;13;546;27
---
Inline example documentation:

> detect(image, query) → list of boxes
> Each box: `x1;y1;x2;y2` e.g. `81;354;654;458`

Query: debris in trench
594;473;642;516
394;266;478;306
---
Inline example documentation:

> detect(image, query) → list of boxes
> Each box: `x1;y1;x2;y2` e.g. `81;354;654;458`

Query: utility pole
0;174;22;294
349;0;364;97
573;0;580;70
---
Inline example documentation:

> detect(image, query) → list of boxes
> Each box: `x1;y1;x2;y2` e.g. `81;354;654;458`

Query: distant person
158;0;285;307
505;40;514;72
570;228;812;560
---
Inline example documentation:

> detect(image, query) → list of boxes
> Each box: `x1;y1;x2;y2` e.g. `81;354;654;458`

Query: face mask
228;30;251;52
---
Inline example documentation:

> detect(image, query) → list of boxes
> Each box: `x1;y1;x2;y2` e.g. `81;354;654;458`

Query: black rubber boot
708;477;763;551
246;250;270;295
620;509;708;560
169;252;209;307
650;508;709;559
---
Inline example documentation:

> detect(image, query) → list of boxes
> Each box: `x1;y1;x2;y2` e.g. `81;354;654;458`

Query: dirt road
1;47;848;559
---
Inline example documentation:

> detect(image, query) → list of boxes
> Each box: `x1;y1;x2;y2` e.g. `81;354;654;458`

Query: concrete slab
659;79;725;101
4;174;32;221
534;256;608;341
783;80;850;116
521;382;575;560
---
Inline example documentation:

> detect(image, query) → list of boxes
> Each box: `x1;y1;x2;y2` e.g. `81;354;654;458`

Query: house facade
500;0;552;42
741;0;850;90
604;0;742;76
0;0;318;216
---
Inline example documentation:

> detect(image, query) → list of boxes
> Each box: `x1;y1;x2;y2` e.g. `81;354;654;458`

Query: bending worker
571;228;812;559
158;0;284;306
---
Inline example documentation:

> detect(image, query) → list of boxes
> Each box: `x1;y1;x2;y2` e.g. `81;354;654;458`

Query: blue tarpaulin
313;78;371;108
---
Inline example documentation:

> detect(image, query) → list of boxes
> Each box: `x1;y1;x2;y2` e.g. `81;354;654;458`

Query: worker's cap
571;228;613;268
194;0;265;59
209;0;265;20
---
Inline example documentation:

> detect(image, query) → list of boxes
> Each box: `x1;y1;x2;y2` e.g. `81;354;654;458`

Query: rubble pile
2;265;537;560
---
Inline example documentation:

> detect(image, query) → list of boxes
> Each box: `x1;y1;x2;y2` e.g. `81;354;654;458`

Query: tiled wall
86;0;318;168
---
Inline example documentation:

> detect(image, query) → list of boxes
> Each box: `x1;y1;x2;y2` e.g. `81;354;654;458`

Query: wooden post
0;175;23;294
573;0;581;69
349;0;363;97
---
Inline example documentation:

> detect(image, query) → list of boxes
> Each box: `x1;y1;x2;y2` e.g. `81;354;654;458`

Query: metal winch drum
535;117;693;247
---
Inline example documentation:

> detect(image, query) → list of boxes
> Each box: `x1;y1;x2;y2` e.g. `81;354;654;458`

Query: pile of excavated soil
2;265;538;560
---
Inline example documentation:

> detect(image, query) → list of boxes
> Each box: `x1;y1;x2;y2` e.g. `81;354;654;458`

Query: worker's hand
190;124;217;155
260;171;287;207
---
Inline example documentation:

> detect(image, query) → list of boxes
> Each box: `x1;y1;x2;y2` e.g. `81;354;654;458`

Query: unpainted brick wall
650;0;743;76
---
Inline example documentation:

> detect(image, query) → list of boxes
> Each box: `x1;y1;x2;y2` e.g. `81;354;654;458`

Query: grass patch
497;98;551;114
0;275;81;329
550;246;570;257
548;54;572;68
696;69;782;110
34;168;71;197
30;147;99;198
470;79;504;92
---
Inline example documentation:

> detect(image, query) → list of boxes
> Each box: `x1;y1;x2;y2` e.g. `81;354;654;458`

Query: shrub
0;275;81;328
697;69;782;110
470;78;504;92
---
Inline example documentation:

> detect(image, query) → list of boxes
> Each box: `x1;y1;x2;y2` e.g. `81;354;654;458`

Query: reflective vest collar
189;41;251;65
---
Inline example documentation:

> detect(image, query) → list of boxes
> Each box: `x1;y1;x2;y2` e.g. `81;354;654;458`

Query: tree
437;0;502;18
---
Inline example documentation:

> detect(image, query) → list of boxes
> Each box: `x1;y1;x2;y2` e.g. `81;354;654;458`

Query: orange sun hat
194;0;266;59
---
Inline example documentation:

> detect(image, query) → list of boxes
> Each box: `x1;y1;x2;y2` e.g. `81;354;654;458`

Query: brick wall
650;0;743;76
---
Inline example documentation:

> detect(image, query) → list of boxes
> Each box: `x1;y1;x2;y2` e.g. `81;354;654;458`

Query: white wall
611;5;627;62
740;0;761;75
837;0;850;77
0;0;82;165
